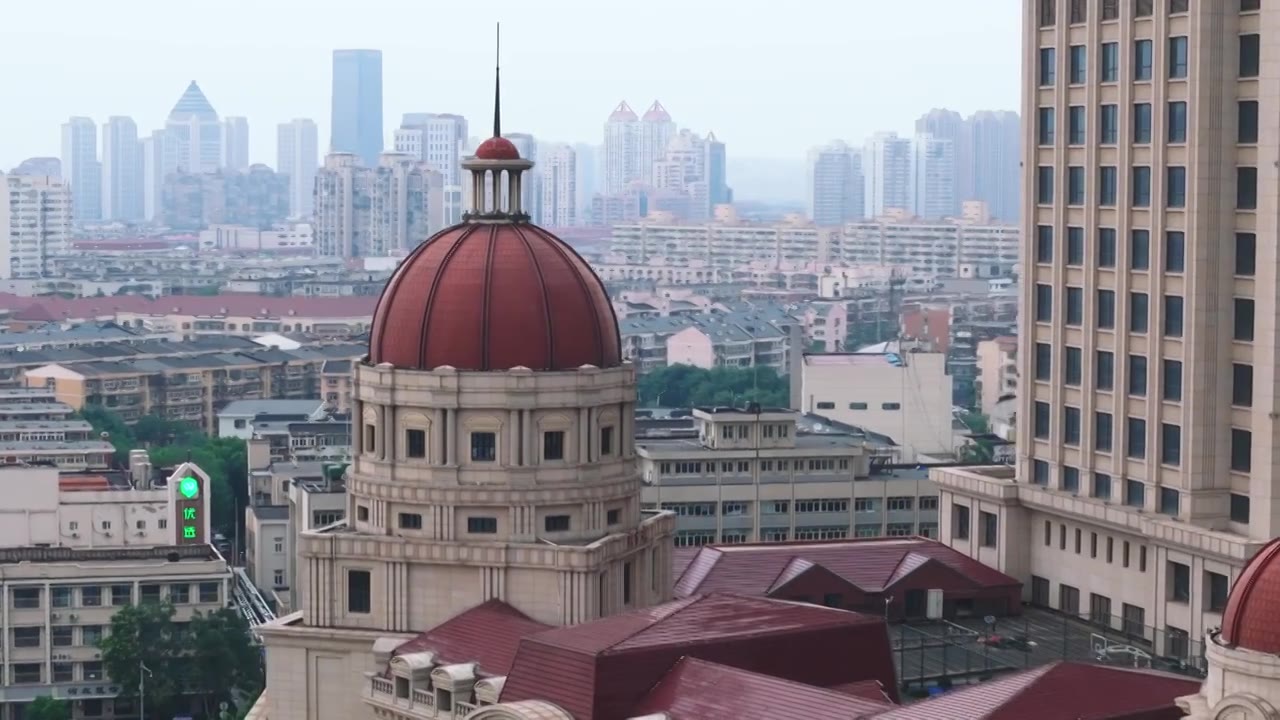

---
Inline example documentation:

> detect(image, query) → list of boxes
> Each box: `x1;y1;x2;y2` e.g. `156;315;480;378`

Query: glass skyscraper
330;49;384;166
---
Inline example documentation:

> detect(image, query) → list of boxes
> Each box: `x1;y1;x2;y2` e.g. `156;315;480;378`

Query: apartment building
0;459;230;720
620;307;798;373
0;388;113;471
217;398;328;440
0;173;71;280
932;0;1272;666
22;340;362;431
314;152;445;258
844;215;1021;278
798;349;957;462
638;408;935;546
610;210;844;267
161;165;291;231
976;336;1018;418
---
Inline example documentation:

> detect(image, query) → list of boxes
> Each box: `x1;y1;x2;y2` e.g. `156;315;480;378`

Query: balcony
366;675;482;719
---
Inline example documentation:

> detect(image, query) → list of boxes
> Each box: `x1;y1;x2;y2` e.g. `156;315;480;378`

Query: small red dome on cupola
474;136;521;160
1221;537;1280;653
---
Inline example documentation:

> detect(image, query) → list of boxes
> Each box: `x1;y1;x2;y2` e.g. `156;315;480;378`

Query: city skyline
0;0;1020;174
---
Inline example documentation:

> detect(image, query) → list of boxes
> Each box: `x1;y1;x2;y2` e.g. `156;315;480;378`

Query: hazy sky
0;0;1020;172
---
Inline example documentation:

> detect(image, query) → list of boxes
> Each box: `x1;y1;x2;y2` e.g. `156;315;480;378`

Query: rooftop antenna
493;22;502;138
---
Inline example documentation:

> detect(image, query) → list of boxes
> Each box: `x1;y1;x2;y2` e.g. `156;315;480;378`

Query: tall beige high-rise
931;0;1271;662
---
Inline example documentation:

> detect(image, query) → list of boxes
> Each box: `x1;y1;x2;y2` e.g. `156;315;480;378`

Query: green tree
187;609;264;718
638;365;790;409
101;602;262;720
26;697;70;720
81;407;248;535
100;603;184;720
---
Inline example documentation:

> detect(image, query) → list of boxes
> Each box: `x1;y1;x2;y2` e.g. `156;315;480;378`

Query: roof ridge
603;595;704;651
763;554;809;593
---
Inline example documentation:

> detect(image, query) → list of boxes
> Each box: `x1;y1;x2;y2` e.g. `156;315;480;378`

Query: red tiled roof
0;293;378;322
501;593;899;720
675;537;1020;598
392;599;550;677
828;679;894;705
869;662;1199;720
671;547;699;580
631;657;893;720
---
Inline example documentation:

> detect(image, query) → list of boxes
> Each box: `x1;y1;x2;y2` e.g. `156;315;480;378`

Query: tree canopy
637;365;790;409
100;601;263;720
81;407;245;535
26;697;70;720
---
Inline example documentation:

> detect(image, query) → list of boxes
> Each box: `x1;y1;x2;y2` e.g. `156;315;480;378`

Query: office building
393;113;467;224
140;130;165;221
932;0;1271;664
100;116;142;221
164;81;222;176
539;143;577;227
60;117;100;223
0;173;71;279
313;152;444;258
862;132;913;218
639;408;935;546
807;140;864;225
573;142;599;222
909;133;957;220
249;122;675;720
330;49;383;166
277;118;319;218
0;458;230;720
704;131;731;207
222;116;251;172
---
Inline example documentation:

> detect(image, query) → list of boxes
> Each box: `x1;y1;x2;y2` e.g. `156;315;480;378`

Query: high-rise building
277;119;319;218
330;49;383;166
141;130;166;221
602;100;675;193
164;81;222;176
0;173;71;278
393;113;468;224
807;140;864;226
573;142;599;224
653;130;711;221
540;143;577;227
60;116;100;222
968;110;1021;223
505;133;539;221
909;133;956;220
931;0;1270;661
862;132;913;218
162;165;291;231
101;116;143;221
222;116;251;172
313;152;444;258
916;108;968;214
10;158;60;178
704;131;732;207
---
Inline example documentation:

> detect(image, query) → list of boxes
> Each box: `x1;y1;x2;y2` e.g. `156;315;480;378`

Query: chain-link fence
892;605;1206;696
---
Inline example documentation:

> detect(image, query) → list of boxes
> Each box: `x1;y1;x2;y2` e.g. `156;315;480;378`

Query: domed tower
1179;537;1280;719
290;51;675;639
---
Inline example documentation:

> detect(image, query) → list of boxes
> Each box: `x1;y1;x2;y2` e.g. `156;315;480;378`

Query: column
509;410;521;465
579;407;590;463
433;408;445;465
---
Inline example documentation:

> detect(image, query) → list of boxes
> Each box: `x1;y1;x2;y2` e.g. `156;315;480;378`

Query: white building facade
277;118;319;219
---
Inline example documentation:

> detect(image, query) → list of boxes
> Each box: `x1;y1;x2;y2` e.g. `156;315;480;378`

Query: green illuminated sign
178;476;200;499
183;526;197;539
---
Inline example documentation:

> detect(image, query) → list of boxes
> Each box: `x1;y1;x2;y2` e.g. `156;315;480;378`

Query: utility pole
139;661;152;720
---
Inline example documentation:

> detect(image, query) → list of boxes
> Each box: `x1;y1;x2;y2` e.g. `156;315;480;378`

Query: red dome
474;136;521;160
368;222;622;372
1221;537;1280;653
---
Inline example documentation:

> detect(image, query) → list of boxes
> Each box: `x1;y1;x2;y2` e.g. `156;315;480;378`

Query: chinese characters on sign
174;473;205;545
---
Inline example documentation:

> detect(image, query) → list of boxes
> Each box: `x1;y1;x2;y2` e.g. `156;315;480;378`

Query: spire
493;22;502;138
